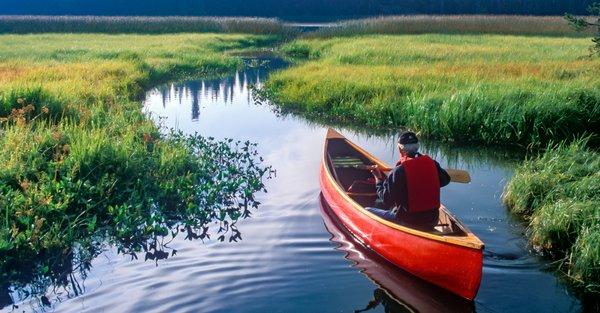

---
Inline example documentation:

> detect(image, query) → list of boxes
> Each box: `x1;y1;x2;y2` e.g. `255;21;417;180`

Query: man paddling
368;131;451;227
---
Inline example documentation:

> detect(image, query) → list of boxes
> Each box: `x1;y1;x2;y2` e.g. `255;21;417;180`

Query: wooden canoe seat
331;156;363;165
331;156;378;196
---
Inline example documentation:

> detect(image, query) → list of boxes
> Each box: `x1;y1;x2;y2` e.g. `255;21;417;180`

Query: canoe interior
326;137;468;237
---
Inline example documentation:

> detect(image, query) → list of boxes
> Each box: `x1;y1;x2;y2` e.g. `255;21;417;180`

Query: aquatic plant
264;34;600;146
503;138;600;294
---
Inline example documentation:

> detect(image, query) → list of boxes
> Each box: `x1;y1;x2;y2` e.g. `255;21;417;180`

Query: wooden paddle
374;166;472;184
445;169;471;184
331;157;471;184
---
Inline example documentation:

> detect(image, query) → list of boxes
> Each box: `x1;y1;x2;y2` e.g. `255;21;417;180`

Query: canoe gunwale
323;129;484;250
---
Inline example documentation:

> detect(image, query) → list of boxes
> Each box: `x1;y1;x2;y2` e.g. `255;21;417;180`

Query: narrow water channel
2;58;581;312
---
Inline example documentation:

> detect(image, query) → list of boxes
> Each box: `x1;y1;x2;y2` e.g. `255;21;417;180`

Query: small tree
565;2;600;56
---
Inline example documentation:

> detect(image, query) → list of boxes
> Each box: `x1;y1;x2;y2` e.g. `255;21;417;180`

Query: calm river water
2;58;582;312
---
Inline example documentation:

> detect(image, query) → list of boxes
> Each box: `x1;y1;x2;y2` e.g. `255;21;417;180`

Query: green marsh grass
503;139;600;293
265;34;600;146
0;33;276;285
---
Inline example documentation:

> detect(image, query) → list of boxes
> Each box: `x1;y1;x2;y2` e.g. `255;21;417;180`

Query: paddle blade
446;169;471;184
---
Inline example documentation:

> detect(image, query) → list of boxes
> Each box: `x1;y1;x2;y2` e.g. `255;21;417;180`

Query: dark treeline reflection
153;57;287;121
2;0;595;18
2;231;183;310
320;197;475;313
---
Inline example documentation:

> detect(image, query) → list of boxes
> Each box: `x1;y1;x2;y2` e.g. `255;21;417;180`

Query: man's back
375;153;450;224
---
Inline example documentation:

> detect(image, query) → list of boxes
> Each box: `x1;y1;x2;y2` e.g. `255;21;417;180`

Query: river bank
0;33;277;290
12;57;577;312
264;34;600;146
503;139;600;299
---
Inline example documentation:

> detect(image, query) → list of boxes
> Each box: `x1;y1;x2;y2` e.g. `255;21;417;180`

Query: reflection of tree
186;80;201;121
2;240;100;310
0;282;11;309
155;57;289;122
355;288;413;313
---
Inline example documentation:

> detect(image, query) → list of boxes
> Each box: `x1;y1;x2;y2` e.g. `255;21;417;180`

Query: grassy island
265;34;600;146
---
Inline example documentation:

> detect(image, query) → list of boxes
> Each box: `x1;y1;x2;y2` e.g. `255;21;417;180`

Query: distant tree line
0;0;596;20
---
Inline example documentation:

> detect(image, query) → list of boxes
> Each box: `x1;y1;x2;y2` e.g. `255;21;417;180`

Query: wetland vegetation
503;139;600;296
0;33;276;293
0;16;290;35
265;34;600;146
307;15;592;37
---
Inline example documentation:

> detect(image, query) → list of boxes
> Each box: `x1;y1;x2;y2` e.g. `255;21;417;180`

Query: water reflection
0;241;101;311
145;57;289;133
320;196;475;313
1;218;257;311
141;56;578;313
1;134;272;311
355;289;412;313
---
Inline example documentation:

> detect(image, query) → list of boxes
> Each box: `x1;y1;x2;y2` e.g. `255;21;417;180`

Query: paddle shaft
374;166;471;184
336;164;471;184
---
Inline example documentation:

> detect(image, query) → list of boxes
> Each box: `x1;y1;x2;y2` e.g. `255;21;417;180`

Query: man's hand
370;167;385;182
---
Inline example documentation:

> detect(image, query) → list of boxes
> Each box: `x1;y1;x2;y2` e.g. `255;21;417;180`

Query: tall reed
0;15;292;35
308;15;595;38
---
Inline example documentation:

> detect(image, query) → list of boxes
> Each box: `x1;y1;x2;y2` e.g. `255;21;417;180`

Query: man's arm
375;167;400;208
435;161;451;187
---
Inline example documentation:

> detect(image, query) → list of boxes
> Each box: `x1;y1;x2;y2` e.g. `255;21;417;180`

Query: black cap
398;131;419;144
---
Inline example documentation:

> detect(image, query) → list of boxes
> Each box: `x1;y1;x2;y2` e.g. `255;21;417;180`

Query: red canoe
319;128;484;300
319;197;474;312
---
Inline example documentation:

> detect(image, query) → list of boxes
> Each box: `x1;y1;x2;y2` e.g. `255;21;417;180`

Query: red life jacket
397;154;441;213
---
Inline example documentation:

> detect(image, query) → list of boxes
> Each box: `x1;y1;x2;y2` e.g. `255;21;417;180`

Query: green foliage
0;34;274;290
264;35;600;146
503;139;600;293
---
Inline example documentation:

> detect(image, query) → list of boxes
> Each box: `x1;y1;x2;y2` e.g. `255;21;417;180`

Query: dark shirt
375;153;451;215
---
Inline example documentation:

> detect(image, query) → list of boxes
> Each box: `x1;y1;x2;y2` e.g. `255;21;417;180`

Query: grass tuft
503;138;600;293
